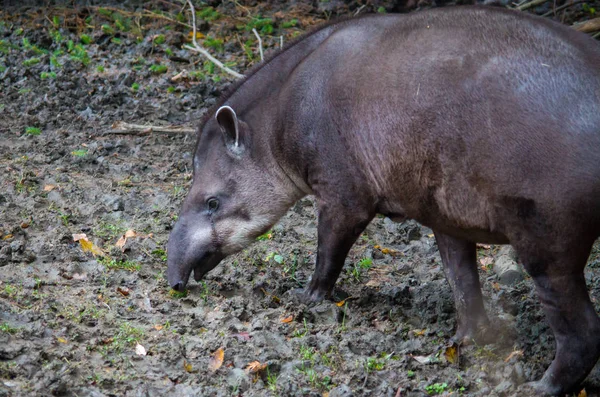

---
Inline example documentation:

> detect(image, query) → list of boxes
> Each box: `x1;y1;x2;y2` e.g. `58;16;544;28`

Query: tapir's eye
207;198;219;213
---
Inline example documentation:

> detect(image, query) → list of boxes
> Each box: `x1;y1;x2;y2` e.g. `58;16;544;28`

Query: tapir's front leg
302;202;374;302
434;232;489;344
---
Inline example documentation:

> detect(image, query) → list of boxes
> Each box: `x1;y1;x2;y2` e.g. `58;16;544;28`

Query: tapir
167;6;600;395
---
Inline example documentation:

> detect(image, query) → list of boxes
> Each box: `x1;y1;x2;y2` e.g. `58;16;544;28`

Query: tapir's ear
215;105;243;153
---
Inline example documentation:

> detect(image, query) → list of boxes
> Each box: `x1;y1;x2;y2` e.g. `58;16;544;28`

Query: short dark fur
169;6;600;395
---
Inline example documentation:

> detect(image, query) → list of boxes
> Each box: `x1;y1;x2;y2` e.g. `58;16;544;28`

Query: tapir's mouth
192;252;224;282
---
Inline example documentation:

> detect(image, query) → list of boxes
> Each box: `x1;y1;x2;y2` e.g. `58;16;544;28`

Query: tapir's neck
221;23;342;199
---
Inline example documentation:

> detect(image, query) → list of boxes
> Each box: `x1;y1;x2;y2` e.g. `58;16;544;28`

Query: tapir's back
286;7;600;231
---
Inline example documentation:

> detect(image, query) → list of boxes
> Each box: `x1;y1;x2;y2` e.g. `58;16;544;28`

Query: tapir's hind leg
434;232;490;344
514;236;600;395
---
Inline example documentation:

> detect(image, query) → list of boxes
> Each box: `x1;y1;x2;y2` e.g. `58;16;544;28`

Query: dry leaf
20;222;29;229
323;393;329;397
413;329;427;337
135;343;147;356
72;234;104;257
504;349;524;362
281;315;293;323
245;361;267;374
578;389;587;397
336;299;348;307
410;354;433;365
208;348;224;372
477;243;492;249
43;184;56;192
2;234;13;240
57;337;67;344
444;344;458;364
115;235;127;251
154;324;164;331
117;287;130;296
188;31;205;40
124;229;136;238
479;257;493;267
183;360;193;373
492;282;501;291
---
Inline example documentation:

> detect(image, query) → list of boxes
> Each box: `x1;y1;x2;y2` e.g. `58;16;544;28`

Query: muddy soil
1;1;600;396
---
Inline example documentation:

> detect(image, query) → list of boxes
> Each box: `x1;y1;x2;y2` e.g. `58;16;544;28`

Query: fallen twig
105;121;195;135
573;17;600;33
183;0;244;79
542;0;584;17
252;28;264;62
515;0;549;11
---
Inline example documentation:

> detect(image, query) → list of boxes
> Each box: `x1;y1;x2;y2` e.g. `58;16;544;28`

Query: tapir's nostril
171;281;184;291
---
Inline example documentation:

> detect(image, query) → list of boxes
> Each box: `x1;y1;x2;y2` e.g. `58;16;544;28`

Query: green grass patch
71;149;88;157
0;323;18;334
25;127;41;135
100;257;141;272
23;57;41;67
149;64;167;74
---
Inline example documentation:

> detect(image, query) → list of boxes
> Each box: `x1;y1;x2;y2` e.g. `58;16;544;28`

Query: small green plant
98;7;112;17
204;36;224;52
365;352;392;372
23;57;41;67
40;71;57;79
0;323;18;334
109;322;144;353
131;82;140;91
348;257;373;282
80;34;92;45
96;65;105;72
149;64;167;74
164;47;173;57
25;127;41;136
281;19;298;28
197;6;221;22
377;6;387;13
151;249;167;262
583;3;597;15
407;370;415;378
0;40;10;54
425;382;448;395
22;38;47;55
68;43;90;66
2;284;17;298
111;37;122;45
101;24;115;35
299;345;315;361
71;149;88;157
243;16;274;35
169;288;188;299
14;27;24;36
256;230;272;241
266;367;278;392
199;281;210;303
167;86;175;94
153;34;166;45
292;318;310;338
100;257;141;272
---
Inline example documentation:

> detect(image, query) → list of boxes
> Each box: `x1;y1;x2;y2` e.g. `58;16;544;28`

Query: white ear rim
215;105;240;148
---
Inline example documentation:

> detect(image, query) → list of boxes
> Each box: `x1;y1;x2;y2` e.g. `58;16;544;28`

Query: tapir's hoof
450;322;492;346
288;287;327;305
521;381;564;396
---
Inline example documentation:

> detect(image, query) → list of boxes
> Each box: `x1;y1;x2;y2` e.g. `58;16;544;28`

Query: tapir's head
167;105;299;291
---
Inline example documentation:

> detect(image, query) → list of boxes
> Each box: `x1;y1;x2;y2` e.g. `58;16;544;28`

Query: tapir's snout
166;218;225;291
